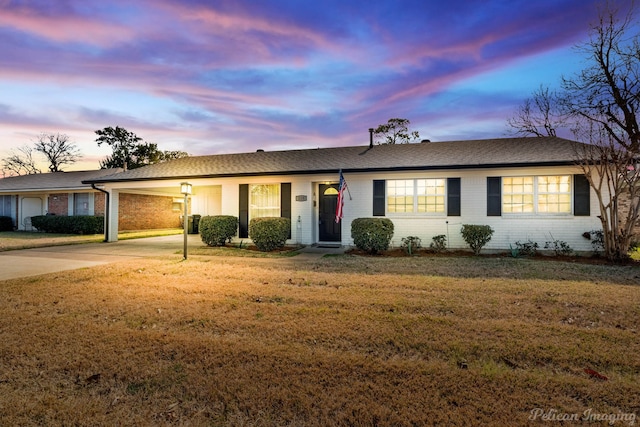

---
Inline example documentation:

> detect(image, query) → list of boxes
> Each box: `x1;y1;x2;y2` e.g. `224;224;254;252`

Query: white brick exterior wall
101;164;602;252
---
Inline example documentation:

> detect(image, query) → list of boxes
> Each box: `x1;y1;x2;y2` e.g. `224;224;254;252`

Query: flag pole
342;170;352;200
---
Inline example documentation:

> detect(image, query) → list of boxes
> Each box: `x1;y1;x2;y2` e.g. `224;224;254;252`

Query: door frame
317;183;342;243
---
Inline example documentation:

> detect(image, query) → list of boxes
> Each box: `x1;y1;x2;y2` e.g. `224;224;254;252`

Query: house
0;169;183;231
83;136;602;252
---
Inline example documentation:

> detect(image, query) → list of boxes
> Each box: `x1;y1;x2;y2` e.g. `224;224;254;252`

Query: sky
0;0;632;171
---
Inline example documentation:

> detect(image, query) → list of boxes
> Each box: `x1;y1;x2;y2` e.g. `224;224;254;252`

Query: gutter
91;184;109;242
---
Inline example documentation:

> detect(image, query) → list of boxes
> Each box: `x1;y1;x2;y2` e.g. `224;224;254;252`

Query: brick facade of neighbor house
45;192;178;231
619;192;640;239
48;193;69;215
118;193;181;231
94;192;106;216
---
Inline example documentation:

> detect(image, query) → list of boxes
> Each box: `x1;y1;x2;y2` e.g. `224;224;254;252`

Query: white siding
99;165;602;251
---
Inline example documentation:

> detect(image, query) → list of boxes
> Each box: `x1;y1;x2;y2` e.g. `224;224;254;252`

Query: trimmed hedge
0;216;13;232
200;215;238;246
249;217;291;251
30;215;104;235
351;217;394;254
460;224;494;255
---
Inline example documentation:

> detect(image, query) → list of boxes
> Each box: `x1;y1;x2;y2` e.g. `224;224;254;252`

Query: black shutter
447;178;461;216
373;180;386;216
487;177;501;216
574;174;590;216
281;183;292;238
239;184;249;238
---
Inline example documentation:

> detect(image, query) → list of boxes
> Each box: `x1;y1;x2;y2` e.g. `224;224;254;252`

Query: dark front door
319;184;341;242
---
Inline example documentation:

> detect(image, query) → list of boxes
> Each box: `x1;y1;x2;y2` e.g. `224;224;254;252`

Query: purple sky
0;0;627;171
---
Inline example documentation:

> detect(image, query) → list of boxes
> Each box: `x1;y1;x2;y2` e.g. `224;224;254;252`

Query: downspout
91;184;109;242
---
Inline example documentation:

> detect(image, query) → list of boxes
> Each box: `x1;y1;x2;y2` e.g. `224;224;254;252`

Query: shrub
460;224;494;255
199;215;238;246
351;218;394;254
249;217;291;252
429;234;447;253
544;239;574;256
583;230;604;255
401;236;422;255
0;216;13;232
30;215;104;234
515;239;539;257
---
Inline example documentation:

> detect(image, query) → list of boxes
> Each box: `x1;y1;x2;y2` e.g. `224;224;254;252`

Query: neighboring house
0;169;182;231
84;136;603;252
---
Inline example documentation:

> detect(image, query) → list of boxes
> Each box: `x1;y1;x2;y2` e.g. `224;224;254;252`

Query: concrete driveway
0;234;200;281
0;235;344;280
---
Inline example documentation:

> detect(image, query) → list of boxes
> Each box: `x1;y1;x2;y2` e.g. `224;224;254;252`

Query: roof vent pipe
369;128;374;148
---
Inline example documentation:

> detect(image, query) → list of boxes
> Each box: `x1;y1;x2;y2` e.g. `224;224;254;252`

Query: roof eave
82;160;578;184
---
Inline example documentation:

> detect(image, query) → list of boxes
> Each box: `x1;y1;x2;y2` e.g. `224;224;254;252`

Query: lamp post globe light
181;182;192;259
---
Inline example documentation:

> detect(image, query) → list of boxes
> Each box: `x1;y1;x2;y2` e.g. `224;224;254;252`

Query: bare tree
373;118;420;144
561;3;640;154
34;132;82;172
574;124;640;262
507;86;565;137
1;145;41;176
507;2;640;261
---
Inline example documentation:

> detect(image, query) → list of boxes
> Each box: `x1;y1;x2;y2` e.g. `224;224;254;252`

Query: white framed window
387;179;445;214
503;175;571;214
0;195;12;217
249;184;280;220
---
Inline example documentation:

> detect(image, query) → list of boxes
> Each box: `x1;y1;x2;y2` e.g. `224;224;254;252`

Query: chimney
369;128;374;148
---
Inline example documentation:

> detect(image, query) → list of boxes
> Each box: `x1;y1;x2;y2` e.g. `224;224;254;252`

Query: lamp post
181;182;192;259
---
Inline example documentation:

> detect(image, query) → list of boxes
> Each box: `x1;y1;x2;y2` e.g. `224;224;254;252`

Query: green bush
544;239;574;256
199;215;238;246
30;215;104;234
515;239;539;257
351;218;394;254
249;217;291;251
460;224;494;255
401;236;422;255
430;234;447;253
0;216;13;231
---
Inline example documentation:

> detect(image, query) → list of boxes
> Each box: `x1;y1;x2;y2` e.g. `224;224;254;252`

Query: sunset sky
0;0;632;171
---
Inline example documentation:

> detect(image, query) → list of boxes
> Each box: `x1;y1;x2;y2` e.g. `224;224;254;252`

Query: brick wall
618;192;640;239
48;193;69;215
94;192;105;216
118;193;181;231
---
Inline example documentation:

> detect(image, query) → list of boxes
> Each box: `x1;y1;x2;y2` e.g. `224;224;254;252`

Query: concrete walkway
0;235;344;280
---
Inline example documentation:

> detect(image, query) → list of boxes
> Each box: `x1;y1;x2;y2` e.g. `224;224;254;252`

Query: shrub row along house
0;169;182;232
70;136;601;252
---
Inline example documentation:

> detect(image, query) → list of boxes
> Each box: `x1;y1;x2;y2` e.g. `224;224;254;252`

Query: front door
318;184;341;242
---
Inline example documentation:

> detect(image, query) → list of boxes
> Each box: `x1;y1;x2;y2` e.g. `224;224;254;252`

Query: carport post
181;182;192;259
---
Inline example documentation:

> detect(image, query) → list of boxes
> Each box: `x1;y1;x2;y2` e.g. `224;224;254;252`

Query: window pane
387;180;414;213
250;184;280;220
503;176;534;214
538;175;571;214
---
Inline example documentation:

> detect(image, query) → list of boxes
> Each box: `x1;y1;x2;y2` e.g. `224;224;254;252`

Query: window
503;177;534;213
0;195;12;217
74;193;90;216
538;176;571;213
249;184;280;220
387;179;445;214
503;175;571;214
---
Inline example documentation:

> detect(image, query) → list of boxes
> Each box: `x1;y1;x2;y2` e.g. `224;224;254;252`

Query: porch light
181;182;192;260
181;182;192;195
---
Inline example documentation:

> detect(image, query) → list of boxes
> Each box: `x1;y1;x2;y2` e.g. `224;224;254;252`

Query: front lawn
0;254;638;426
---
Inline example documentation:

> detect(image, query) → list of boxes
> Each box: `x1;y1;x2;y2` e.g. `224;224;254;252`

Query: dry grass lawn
0;252;638;426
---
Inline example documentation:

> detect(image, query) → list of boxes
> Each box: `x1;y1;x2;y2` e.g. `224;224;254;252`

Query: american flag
335;170;347;223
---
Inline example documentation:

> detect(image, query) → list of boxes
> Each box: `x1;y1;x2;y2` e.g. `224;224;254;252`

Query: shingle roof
84;137;584;184
0;169;122;193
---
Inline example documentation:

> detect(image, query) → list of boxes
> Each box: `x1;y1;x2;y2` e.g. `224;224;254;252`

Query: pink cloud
0;5;134;46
